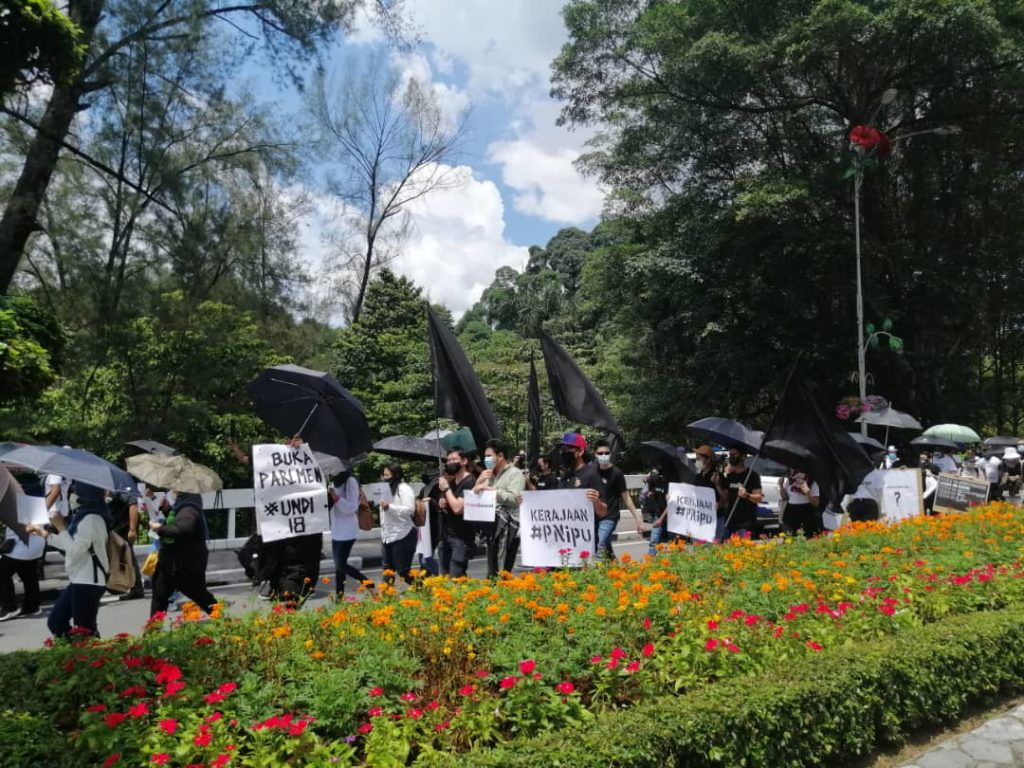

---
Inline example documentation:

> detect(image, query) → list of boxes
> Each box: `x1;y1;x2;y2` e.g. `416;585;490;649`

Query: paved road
900;704;1024;767
0;536;654;653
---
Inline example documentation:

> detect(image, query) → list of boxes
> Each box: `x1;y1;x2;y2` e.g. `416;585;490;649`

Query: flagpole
722;356;802;535
428;307;443;473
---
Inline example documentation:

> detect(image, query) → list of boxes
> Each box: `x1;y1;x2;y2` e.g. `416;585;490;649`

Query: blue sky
239;0;604;318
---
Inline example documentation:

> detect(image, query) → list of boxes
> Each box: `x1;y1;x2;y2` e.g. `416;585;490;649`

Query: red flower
580;550;590;559
407;708;424;720
879;604;896;617
849;125;892;157
289;720;309;736
158;719;178;735
642;617;652;631
195;731;212;747
807;640;824;652
211;755;232;768
104;713;127;729
641;642;655;658
434;721;450;732
358;722;373;735
368;706;383;718
87;704;107;713
367;686;384;697
217;682;238;695
555;681;575;695
163;681;186;697
590;654;602;664
474;669;489;678
194;636;215;646
204;691;226;705
155;663;182;685
610;647;627;660
206;712;223;724
626;660;641;673
499;676;518;690
425;700;440;711
704;638;719;652
120;685;147;699
151;755;170;765
128;702;149;718
399;691;417;702
518;659;536;675
102;755;121;768
605;658;619;670
458;684;475;696
707;619;719;630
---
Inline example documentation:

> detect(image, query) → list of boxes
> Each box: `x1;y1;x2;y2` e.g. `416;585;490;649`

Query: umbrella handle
296;401;321;440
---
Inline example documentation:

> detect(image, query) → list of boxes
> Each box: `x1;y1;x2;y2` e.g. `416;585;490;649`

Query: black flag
761;376;874;503
426;306;502;449
538;329;622;451
527;357;542;465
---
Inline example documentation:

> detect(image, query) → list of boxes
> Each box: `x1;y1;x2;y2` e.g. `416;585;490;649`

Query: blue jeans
597;517;618;559
648;523;665;556
331;538;369;595
48;583;105;638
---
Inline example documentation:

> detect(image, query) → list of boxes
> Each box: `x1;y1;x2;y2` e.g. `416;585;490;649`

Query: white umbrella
126;454;223;494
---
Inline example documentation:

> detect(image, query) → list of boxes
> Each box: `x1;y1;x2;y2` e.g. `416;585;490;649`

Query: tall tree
0;0;397;294
309;54;465;323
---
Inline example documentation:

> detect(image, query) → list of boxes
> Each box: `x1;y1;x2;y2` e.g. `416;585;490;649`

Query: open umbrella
313;451;364;476
922;424;981;444
687;417;762;454
126;454;223;494
638;441;697;484
849;433;886;452
0;444;135;494
125;440;179;457
0;466;28;544
983;436;1021;448
856;407;922;431
440;427;477;454
247;364;372;461
373;435;444;462
909;435;959;452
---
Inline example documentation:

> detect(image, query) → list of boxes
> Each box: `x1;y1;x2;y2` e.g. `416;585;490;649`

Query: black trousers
439;533;474;577
782;503;823;538
381;528;417;585
150;561;216;616
0;556;41;612
486;514;519;578
278;533;322;601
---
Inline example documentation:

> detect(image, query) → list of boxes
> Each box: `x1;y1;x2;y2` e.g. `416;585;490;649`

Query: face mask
695;459;706;473
560;450;576;468
596;454;611;466
445;462;460;475
484;456;496;470
728;455;740;466
888;453;897;460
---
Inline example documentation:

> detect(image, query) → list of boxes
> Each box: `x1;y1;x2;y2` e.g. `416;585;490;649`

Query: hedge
446;608;1024;767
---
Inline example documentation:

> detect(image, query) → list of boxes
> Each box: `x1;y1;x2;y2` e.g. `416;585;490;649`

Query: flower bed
4;504;1024;766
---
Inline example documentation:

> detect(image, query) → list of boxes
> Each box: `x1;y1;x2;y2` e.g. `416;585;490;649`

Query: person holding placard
378;465;418;585
779;471;821;538
528;455;558;491
437;449;477;578
593;438;646;560
556;432;607;526
718;448;763;540
476;439;526;578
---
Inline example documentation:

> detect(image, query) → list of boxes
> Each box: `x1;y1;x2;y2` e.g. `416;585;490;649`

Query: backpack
91;529;137;595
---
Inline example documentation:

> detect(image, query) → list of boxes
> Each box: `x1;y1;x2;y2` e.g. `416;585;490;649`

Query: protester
717;448;763;540
148;491;217;617
693;445;728;508
931;450;958;474
109;491;145;600
416;472;442;576
556;433;607;552
437;448;477;578
328;471;371;597
529;455;559;491
642;467;669;555
0;521;44;621
986;453;1003;500
26;482;110;638
779;470;821;538
1001;448;1022;498
592;438;646;560
476;439;526;577
379;464;418;585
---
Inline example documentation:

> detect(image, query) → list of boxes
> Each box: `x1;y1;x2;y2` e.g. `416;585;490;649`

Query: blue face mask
484;456;496;470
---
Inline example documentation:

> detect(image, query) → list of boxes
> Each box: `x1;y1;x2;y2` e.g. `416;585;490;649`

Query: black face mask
560;450;577;468
728;455;741;466
445;462;461;475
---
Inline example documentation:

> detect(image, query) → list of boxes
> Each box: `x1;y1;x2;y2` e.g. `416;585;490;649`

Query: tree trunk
0;0;105;295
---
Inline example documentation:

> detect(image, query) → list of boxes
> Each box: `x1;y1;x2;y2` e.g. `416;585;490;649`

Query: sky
245;0;604;320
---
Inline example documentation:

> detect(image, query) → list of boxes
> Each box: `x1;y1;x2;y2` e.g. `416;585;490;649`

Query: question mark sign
894;491;902;508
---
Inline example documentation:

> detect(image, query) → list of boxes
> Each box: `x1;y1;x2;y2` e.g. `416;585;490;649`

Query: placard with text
519;490;595;568
252;444;328;543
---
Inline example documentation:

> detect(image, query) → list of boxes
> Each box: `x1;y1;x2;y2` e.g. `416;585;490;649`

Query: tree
0;294;64;408
552;0;1024;429
309;55;466;323
0;0;83;98
0;0;399;294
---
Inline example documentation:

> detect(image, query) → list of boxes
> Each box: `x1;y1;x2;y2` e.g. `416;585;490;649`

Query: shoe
16;608;41;618
0;607;19;621
257;581;274;600
119;591;145;601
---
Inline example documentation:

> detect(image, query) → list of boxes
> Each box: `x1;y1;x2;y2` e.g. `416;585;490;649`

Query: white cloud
392;51;471;135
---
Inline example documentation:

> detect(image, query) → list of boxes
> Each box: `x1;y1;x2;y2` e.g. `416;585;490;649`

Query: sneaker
0;608;19;621
257;581;274;600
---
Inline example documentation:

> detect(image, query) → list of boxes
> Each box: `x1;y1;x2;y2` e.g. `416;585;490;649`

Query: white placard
519;490;595;568
252;444;329;543
416;503;433;559
17;495;49;526
462;489;496;523
880;468;924;523
363;483;394;506
665;482;718;542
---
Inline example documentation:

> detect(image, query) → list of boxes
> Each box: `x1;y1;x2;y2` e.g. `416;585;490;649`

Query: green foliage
0;294;63;404
0;0;83;97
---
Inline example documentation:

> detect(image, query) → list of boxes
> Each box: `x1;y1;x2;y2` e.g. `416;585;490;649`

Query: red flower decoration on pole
849;125;892;158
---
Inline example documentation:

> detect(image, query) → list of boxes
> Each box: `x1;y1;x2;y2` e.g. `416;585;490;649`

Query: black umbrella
983;436;1021;448
373;435;444;462
125;439;179;457
687;417;763;454
909;435;959;452
247;364;372;461
0;444;136;494
849;432;885;452
762;439;816;474
638;441;697;484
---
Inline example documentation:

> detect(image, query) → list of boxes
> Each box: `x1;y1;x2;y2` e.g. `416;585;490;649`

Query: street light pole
854;163;867;436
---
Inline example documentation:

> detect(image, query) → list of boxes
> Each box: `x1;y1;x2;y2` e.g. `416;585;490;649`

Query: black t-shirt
596;465;627;522
559;463;604;522
443;474;477;542
720;467;762;531
534;472;559;491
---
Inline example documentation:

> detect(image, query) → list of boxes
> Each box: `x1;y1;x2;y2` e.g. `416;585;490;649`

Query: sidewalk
900;704;1024;767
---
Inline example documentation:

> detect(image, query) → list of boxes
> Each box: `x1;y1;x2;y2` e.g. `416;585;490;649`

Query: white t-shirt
3;525;44;561
330;477;360;541
45;474;71;517
782;478;820;505
379;483;416;545
987;457;1002;484
931;454;958;473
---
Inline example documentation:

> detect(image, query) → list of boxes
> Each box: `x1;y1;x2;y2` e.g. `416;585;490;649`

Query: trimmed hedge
439;609;1024;767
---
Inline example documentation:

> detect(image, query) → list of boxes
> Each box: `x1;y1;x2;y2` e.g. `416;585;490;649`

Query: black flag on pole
538;329;622;453
527;357;542;465
426;306;502;449
761;376;874;503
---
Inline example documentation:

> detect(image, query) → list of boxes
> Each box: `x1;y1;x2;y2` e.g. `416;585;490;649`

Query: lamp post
850;91;958;434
